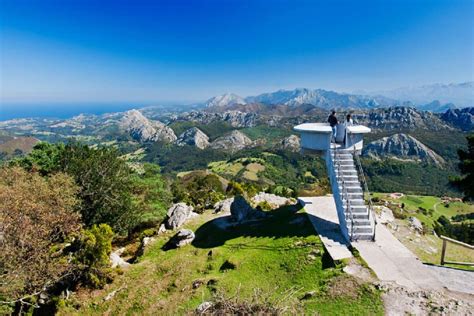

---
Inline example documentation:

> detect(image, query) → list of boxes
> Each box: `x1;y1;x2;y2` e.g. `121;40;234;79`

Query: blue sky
0;0;473;104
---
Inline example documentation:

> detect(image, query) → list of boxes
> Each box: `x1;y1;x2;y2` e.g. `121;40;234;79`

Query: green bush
256;201;272;211
74;224;114;289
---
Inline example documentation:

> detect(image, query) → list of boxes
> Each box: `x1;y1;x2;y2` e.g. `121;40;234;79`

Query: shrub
0;167;81;309
73;224;114;289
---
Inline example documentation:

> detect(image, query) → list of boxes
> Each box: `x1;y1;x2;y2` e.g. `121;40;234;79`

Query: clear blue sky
1;0;473;104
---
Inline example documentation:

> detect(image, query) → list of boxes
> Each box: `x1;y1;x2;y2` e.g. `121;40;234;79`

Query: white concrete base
299;196;353;261
353;223;443;290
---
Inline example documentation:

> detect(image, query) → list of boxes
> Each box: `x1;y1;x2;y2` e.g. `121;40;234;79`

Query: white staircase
327;147;376;241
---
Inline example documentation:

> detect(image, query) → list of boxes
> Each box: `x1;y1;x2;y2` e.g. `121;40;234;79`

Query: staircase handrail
333;147;355;241
351;141;377;241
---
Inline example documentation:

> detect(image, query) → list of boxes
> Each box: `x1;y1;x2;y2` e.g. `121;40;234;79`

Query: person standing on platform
327;110;338;143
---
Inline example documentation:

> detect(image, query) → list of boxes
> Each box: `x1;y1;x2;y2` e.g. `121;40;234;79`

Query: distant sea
0;102;151;120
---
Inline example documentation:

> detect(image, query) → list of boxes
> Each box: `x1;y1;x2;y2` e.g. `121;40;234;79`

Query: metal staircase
328;146;376;241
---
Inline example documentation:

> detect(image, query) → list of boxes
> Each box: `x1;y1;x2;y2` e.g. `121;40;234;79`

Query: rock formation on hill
176;127;210;149
210;130;253;152
278;135;301;152
362;133;445;166
353;106;450;131
120;109;177;143
173;111;258;128
440;107;474;131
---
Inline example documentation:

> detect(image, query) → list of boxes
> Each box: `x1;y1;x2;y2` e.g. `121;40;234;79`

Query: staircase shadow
191;202;341;252
192;203;317;248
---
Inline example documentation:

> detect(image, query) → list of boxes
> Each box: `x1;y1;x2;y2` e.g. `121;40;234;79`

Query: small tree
73;224;114;288
59;143;138;234
451;134;474;201
0;167;81;309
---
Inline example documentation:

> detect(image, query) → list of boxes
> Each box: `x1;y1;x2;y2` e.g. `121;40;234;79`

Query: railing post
441;238;447;265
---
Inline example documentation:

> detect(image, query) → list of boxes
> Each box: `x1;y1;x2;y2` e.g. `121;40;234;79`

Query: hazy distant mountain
245;88;396;109
417;100;457;113
205;93;247;108
369;82;473;108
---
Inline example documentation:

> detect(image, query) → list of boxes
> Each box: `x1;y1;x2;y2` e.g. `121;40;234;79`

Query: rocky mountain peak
362;133;445;166
120;109;177;143
353;106;451;131
176;127;210;149
210;130;253;153
205;93;247;108
440;107;474;131
278;135;301;152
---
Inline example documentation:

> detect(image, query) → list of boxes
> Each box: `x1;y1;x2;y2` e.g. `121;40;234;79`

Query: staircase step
342;199;365;206
348;225;373;234
351;233;375;241
339;186;362;193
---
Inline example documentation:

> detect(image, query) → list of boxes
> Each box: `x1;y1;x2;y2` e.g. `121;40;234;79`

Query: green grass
58;205;383;315
373;193;473;227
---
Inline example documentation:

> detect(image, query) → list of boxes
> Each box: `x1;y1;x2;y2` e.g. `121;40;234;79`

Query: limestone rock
230;195;267;222
441;107;474;131
377;206;395;224
251;192;293;209
210;130;253;153
362;133;445;167
110;247;130;268
165;203;195;230
196;301;213;314
408;216;423;233
213;197;234;214
279;135;301;152
120;109;177;143
176;127;210;149
163;229;195;250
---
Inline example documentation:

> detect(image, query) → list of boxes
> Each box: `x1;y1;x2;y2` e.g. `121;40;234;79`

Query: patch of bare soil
378;282;474;316
326;275;361;299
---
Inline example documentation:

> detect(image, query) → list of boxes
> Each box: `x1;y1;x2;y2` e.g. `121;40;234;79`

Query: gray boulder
163;229;195;250
251;192;294;209
230;195;267;222
110;247;130;268
409;216;423;233
165;203;196;230
279;135;301;152
213;197;234;214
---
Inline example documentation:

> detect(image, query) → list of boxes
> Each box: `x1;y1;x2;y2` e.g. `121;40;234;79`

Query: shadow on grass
192;203;332;251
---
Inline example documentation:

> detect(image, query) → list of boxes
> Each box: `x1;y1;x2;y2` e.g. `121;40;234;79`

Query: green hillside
57;206;383;315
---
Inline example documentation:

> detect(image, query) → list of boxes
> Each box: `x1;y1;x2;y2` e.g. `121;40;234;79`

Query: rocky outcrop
362;133;445;167
173;111;258;128
110;247;130;268
163;229;195;250
176;127;210;149
230;195;267;222
210;130;253;153
440;107;474;131
165;203;197;230
213;197;234;214
278;135;300;152
120;109;177;143
251;192;294;209
353;106;451;131
408;216;423;233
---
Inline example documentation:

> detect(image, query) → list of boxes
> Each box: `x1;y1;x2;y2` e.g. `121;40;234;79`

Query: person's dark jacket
328;114;338;127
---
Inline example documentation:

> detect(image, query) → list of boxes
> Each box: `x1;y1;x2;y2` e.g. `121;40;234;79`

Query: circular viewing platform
294;122;371;151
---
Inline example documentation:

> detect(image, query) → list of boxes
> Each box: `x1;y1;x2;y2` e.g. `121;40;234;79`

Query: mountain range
203;82;472;112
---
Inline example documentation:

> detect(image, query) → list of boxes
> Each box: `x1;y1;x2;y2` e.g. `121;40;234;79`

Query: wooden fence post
440;238;447;266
